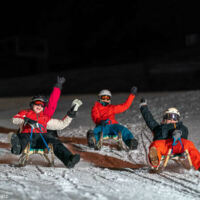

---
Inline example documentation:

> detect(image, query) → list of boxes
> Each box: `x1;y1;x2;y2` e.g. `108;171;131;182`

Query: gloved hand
55;76;66;90
172;130;182;142
130;86;138;95
24;117;39;129
67;99;83;118
140;97;147;108
71;99;83;111
100;120;108;126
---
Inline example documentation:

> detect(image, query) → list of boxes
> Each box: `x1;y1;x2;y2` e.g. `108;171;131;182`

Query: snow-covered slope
0;90;200;200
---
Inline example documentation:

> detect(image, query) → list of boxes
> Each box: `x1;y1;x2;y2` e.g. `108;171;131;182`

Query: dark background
0;1;200;95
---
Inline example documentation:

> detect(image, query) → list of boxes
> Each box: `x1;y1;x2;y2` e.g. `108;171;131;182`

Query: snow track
1;91;200;199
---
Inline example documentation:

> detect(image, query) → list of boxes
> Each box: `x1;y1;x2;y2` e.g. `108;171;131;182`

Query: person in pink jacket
10;76;83;168
14;76;65;136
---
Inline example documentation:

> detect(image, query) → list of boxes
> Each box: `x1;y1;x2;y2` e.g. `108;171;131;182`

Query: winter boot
11;134;21;155
65;154;80;168
94;131;103;150
149;146;159;167
126;138;138;150
87;130;96;148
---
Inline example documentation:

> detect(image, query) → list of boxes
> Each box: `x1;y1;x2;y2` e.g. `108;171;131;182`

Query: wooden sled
94;131;128;151
152;149;193;173
18;143;55;167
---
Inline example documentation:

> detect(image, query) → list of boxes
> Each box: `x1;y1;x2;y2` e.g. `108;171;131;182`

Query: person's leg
11;133;30;155
93;126;104;143
181;139;200;170
149;140;170;168
87;129;96;147
110;124;138;150
45;134;80;168
47;130;58;138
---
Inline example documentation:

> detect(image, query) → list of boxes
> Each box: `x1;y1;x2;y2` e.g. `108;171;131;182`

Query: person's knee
47;130;58;138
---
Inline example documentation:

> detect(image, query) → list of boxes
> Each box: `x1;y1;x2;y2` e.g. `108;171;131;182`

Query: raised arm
47;99;83;130
140;98;159;131
44;76;66;118
112;86;137;114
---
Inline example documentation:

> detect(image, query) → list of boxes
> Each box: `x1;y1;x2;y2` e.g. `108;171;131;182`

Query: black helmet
30;95;48;108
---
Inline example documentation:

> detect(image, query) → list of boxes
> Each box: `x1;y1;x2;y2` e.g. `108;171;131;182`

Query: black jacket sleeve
179;123;189;139
140;105;159;131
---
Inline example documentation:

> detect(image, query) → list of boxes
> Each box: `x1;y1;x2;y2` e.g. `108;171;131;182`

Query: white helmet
98;89;112;97
163;107;180;121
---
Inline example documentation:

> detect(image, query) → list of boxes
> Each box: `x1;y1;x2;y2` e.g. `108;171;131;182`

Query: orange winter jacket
91;94;135;125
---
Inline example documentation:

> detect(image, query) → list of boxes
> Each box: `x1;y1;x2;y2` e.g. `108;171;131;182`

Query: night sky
0;1;200;93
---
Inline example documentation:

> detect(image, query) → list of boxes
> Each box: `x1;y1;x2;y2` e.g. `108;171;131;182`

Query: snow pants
93;124;134;146
149;138;200;170
12;133;73;167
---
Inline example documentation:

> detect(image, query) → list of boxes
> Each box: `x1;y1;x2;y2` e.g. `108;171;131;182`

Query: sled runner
87;129;128;151
95;131;128;151
149;133;194;173
158;149;192;171
18;143;54;167
17;121;55;167
87;119;131;151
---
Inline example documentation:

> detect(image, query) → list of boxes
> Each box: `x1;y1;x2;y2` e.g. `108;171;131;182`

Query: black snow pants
13;133;73;166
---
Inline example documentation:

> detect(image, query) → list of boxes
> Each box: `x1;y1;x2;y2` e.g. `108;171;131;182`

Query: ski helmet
163;107;180;121
98;89;112;98
30;95;48;108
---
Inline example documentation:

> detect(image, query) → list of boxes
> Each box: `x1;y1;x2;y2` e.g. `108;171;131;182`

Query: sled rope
30;124;50;151
102;119;118;137
172;124;184;154
172;136;184;154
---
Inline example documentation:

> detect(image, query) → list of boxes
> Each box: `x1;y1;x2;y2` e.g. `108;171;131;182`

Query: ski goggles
163;113;180;121
34;101;45;107
100;95;111;100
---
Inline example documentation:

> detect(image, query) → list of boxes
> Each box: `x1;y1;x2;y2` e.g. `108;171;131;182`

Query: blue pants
93;124;134;146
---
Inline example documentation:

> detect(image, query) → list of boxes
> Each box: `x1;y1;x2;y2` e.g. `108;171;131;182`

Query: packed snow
0;90;200;200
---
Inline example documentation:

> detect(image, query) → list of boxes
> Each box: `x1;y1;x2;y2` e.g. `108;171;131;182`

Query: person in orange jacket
140;98;200;170
88;87;138;150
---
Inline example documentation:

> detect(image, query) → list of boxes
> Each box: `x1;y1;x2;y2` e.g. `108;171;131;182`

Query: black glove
55;76;66;90
140;98;146;103
172;130;182;141
139;97;147;108
67;99;83;118
130;86;138;95
100;120;108;126
67;105;77;118
24;117;39;129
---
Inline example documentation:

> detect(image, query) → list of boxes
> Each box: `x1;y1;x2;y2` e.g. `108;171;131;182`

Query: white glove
71;99;83;111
